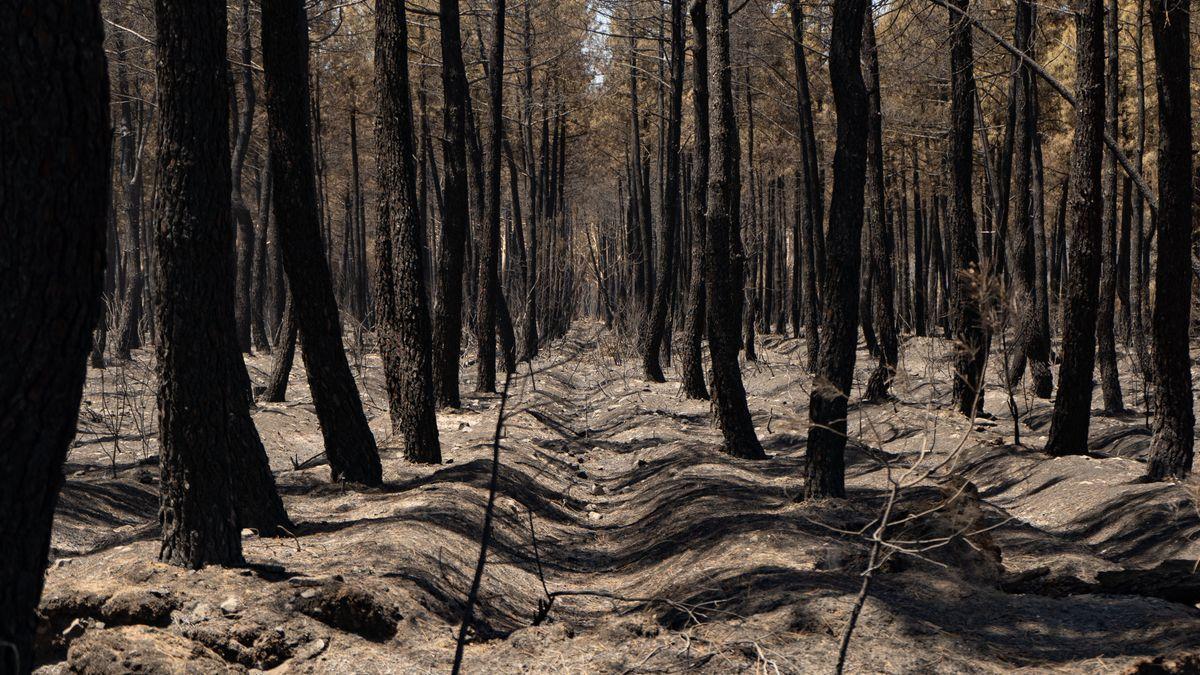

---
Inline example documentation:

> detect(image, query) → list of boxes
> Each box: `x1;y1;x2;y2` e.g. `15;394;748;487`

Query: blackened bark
641;0;685;382
375;0;442;463
251;157;274;353
789;0;822;372
741;75;759;363
265;294;297;403
231;0;256;354
518;5;540;361
805;0;869;500
432;0;472;407
1129;0;1151;380
680;0;711;400
112;20;145;363
912;150;928;337
0;2;108;667
1144;0;1193;480
705;0;765;460
153;0;290;570
1045;0;1105;457
475;0;507;393
948;0;988;418
1096;0;1124;414
261;0;383;484
1005;0;1053;399
862;12;898;403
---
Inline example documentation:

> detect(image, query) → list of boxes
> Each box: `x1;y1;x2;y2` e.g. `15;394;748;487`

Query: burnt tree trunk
641;0;685;382
805;0;869;499
231;0;256;354
375;0;442;463
680;0;711;400
1005;0;1054;399
262;0;383;484
705;0;765;460
251;157;274;353
153;0;290;571
1046;0;1105;457
789;0;822;372
432;0;472;407
1144;0;1194;480
862;11;898;403
1096;0;1124;414
264;293;297;403
947;0;988;418
474;0;507;393
0;2;108;667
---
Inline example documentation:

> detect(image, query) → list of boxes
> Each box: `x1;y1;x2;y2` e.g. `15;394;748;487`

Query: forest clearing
4;0;1200;672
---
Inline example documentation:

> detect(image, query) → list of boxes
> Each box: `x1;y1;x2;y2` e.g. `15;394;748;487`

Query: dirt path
37;324;1200;673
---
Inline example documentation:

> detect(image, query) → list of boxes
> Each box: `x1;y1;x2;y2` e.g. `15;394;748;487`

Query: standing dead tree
0;1;109;668
375;0;442;464
262;0;383;484
805;0;870;499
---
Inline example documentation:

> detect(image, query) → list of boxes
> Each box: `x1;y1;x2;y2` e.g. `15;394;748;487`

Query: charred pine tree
641;0;685;382
805;0;869;499
680;0;711;400
519;4;540;360
1004;0;1053;399
1095;0;1124;414
705;0;765;460
261;0;383;484
250;157;274;353
947;0;988;418
432;0;472;407
375;0;442;463
1144;0;1193;480
264;293;297;403
862;10;898;403
153;0;290;570
0;1;108;666
789;0;822;372
1046;0;1105;457
231;0;256;354
474;0;507;393
111;18;146;363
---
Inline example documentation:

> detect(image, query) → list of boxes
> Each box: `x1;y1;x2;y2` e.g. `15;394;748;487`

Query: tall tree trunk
375;0;442;464
1144;0;1193;480
705;0;765;460
251;157;274;352
641;0;685;382
1096;0;1124;414
475;0;507;393
789;0;822;372
1005;0;1054;399
231;0;256;354
862;11;898;403
948;0;988;418
0;2;108;666
519;4;540;360
153;0;290;571
1045;0;1105;457
261;0;383;485
680;0;711;400
432;0;472;407
741;72;759;362
1128;0;1151;380
112;20;145;363
805;0;869;499
627;9;649;308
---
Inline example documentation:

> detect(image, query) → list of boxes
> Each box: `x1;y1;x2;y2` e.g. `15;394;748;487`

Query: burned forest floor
34;321;1200;673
